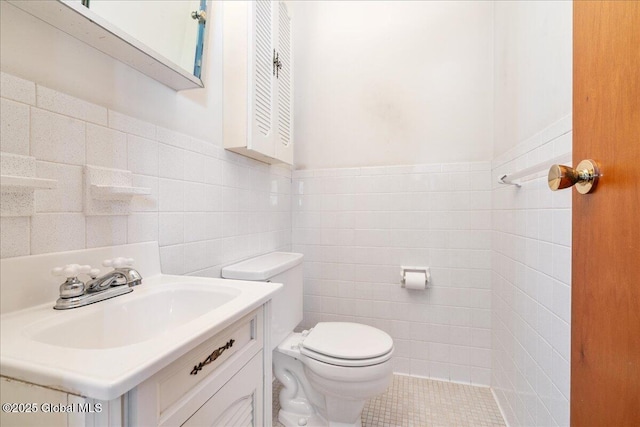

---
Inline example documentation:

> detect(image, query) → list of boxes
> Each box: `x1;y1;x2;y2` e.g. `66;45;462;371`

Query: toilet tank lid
221;252;303;281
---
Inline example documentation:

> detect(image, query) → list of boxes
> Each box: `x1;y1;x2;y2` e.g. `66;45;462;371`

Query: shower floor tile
273;374;505;427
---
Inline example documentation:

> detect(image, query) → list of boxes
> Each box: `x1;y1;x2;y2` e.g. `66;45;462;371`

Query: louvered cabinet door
182;352;263;427
249;0;277;158
223;0;293;165
275;1;293;164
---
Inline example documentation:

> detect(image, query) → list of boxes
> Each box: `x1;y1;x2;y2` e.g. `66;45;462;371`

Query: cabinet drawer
130;308;263;426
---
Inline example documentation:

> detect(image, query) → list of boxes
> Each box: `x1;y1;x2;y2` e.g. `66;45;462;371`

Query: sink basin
26;284;240;349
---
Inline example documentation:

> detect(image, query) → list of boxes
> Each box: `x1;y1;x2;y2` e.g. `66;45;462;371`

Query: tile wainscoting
491;116;572;426
0;71;292;277
293;162;493;386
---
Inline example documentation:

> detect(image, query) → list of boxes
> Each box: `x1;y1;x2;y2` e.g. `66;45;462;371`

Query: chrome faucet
85;270;127;292
85;258;142;291
53;258;142;310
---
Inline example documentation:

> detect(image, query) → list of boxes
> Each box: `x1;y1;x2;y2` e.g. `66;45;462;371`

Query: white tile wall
0;72;292;278
35;161;83;212
31;108;86;166
293;162;493;386
36;86;107;126
0;217;29;258
491;116;572;427
127;135;158;176
86;124;128;170
0;98;29;155
85;215;128;248
0;72;36;106
127;212;159;244
30;213;86;254
108;110;155;140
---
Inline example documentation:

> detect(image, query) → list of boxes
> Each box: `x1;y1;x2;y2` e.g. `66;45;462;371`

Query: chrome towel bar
498;152;571;187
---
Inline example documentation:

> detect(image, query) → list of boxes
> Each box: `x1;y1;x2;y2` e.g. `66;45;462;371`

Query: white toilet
222;252;394;427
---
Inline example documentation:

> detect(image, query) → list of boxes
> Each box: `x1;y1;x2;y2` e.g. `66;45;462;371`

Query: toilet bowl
275;322;394;427
221;253;394;427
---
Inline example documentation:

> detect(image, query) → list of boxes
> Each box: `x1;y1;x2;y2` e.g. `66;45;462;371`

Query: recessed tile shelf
0;175;57;192
90;184;151;201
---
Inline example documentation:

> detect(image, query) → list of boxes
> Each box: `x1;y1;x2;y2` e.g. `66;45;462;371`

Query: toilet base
278;409;362;427
278;409;328;427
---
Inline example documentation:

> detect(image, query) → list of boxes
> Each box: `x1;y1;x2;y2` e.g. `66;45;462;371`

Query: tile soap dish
85;165;152;215
90;184;151;201
0;175;57;192
0;152;57;217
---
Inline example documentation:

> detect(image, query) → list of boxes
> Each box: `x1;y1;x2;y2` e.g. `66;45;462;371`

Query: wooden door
572;1;640;426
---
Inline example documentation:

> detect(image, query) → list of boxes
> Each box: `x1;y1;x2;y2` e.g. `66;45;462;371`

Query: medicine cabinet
9;0;208;91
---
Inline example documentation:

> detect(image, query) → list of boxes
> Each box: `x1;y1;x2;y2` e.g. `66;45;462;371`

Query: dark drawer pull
190;339;235;375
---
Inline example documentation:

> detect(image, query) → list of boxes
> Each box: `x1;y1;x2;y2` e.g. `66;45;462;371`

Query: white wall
493;1;572;157
491;1;573;425
291;1;494;169
0;1;292;278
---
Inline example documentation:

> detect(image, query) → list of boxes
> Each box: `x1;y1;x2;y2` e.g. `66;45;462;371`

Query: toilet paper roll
404;271;426;290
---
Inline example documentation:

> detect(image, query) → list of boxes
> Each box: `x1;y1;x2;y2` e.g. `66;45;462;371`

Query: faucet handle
51;264;92;278
103;257;134;269
52;264;91;299
88;268;101;279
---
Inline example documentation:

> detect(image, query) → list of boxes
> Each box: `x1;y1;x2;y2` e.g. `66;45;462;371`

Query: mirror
9;0;208;90
78;0;207;79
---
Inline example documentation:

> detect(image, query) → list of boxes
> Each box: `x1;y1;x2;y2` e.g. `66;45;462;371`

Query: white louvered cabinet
223;0;294;165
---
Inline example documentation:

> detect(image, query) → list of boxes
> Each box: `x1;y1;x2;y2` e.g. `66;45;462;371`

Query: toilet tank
221;252;303;350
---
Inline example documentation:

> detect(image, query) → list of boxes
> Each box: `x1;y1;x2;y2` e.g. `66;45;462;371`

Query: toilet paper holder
400;266;431;288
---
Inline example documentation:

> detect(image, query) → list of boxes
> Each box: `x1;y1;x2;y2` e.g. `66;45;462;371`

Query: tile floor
273;374;505;427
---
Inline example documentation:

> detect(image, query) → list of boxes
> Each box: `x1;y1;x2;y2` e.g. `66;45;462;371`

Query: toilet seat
299;322;394;367
300;346;393;367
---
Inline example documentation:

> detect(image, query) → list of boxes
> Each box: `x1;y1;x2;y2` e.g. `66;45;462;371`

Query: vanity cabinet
223;0;294;165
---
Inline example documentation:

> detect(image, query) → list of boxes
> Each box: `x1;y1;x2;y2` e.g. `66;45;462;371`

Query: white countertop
0;274;281;401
